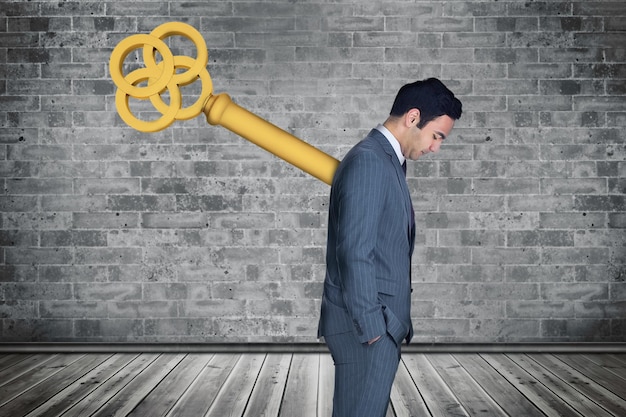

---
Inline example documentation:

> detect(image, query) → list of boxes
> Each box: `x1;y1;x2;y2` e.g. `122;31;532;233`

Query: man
318;78;462;417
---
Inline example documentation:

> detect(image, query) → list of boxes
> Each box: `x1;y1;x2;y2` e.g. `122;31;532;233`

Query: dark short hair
390;78;462;128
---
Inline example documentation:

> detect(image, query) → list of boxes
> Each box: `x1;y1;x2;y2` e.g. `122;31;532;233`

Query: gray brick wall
1;1;624;344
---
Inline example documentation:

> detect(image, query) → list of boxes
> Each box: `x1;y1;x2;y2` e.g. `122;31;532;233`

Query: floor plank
0;354;84;409
453;353;545;417
390;360;431;417
508;353;614;417
531;353;626;417
0;354;35;372
128;353;214;417
205;353;265;417
427;354;507;416
25;353;139;417
317;353;334;417
0;354;112;417
60;353;160;417
403;353;469;417
165;353;239;417
579;353;626;384
279;353;318;417
0;351;625;416
89;353;186;417
480;353;583;417
244;353;291;417
0;354;58;390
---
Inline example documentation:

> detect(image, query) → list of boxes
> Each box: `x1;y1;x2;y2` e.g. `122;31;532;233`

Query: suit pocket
382;306;409;346
320;295;353;336
377;278;398;295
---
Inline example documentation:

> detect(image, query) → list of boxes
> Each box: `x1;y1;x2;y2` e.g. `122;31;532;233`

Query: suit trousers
324;330;401;417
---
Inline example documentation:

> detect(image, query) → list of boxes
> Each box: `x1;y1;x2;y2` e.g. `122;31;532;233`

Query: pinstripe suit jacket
318;129;415;346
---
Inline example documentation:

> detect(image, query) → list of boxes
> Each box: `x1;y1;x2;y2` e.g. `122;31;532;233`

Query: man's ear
406;108;421;127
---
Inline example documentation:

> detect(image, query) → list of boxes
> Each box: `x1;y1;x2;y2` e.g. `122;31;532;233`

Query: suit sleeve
334;151;387;343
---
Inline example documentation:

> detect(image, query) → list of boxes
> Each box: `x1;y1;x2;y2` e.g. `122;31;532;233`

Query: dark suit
319;128;415;417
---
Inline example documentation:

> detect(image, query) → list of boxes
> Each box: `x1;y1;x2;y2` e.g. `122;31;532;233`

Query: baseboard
1;342;625;354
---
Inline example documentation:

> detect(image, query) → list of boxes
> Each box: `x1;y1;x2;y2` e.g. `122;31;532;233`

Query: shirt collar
375;124;405;166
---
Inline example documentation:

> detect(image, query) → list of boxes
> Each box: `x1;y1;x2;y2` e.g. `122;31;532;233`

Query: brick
475;47;538;64
442;63;507;79
473;178;540;194
73;16;136;32
474;144;539;161
5;248;73;265
74;319;144;340
443;32;506;48
439;196;505;212
41;195;107;212
541;178;607;194
542;48;604;65
0;32;39;47
142;213;208;229
3;283;72;300
542;319;613;340
574;195;625;212
507;301;574;318
574;96;626;112
475;17;538;32
575;301;626;319
472;248;541;265
2;212;72;230
506;265;577;283
508;95;572;111
507;2;572;17
40;300;108;318
0;196;38;212
508;32;574;48
540;213;606;229
74;247;142;265
573;3;626;16
40;230;107;247
39;265;107;283
75;283;141;301
508;231;574;247
411;319;469;339
611;283;626;301
437;265;505;283
474;79;538;95
444;2;507;17
509;63;572;79
8;145;72;160
0;96;39;113
542;248;610;265
435;300;504;319
144;318;217;337
608;213;626;228
540;17;604;32
182;299;246;318
0;300;37;319
1;319;72;341
574;33;626;48
470;319;540;340
72;213;139;229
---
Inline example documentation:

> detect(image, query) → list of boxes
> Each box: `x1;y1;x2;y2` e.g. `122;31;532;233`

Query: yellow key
109;21;339;185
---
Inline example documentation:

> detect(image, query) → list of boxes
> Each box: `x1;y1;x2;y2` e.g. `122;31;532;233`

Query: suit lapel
369;131;414;246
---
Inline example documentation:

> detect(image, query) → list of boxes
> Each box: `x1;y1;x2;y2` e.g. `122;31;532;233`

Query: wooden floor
0;350;625;416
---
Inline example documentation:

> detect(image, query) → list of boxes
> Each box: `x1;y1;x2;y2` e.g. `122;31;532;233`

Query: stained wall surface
0;1;625;343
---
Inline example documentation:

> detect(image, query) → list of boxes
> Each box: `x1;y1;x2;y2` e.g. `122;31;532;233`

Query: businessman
318;78;462;417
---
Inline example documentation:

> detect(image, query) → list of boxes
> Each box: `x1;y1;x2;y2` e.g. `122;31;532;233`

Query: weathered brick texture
1;1;624;343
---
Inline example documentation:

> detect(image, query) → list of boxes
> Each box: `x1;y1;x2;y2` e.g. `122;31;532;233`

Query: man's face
404;115;455;161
